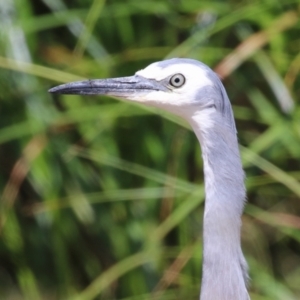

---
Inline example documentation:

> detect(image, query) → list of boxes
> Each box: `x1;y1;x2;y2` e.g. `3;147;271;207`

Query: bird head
49;58;235;131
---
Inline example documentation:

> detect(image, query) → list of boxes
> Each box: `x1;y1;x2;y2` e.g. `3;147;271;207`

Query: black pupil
174;77;180;83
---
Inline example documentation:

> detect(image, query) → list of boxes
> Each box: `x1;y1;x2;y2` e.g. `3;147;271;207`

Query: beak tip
49;84;67;94
48;86;58;93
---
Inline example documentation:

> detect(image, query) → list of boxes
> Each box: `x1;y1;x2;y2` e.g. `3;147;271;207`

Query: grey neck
189;112;249;300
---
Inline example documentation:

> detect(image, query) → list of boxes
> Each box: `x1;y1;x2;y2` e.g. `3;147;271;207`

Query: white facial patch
131;59;217;119
136;62;163;79
136;61;214;90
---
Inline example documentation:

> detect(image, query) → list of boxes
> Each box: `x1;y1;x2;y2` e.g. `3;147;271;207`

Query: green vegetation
1;0;300;299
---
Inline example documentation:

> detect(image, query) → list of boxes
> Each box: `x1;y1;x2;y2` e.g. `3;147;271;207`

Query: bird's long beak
48;75;167;100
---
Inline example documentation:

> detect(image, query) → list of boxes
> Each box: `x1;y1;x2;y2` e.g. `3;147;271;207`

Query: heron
49;58;250;300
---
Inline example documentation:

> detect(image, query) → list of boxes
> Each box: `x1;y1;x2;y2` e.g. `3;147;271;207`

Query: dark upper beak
48;75;167;97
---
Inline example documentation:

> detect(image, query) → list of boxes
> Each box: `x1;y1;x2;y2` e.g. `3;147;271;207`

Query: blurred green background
1;0;300;299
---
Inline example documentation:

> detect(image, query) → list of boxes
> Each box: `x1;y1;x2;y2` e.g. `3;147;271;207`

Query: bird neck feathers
189;111;249;300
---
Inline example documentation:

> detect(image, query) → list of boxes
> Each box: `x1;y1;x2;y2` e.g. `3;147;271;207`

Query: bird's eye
169;74;185;88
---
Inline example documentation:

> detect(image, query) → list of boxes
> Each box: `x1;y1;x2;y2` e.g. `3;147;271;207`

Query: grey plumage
49;58;250;300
